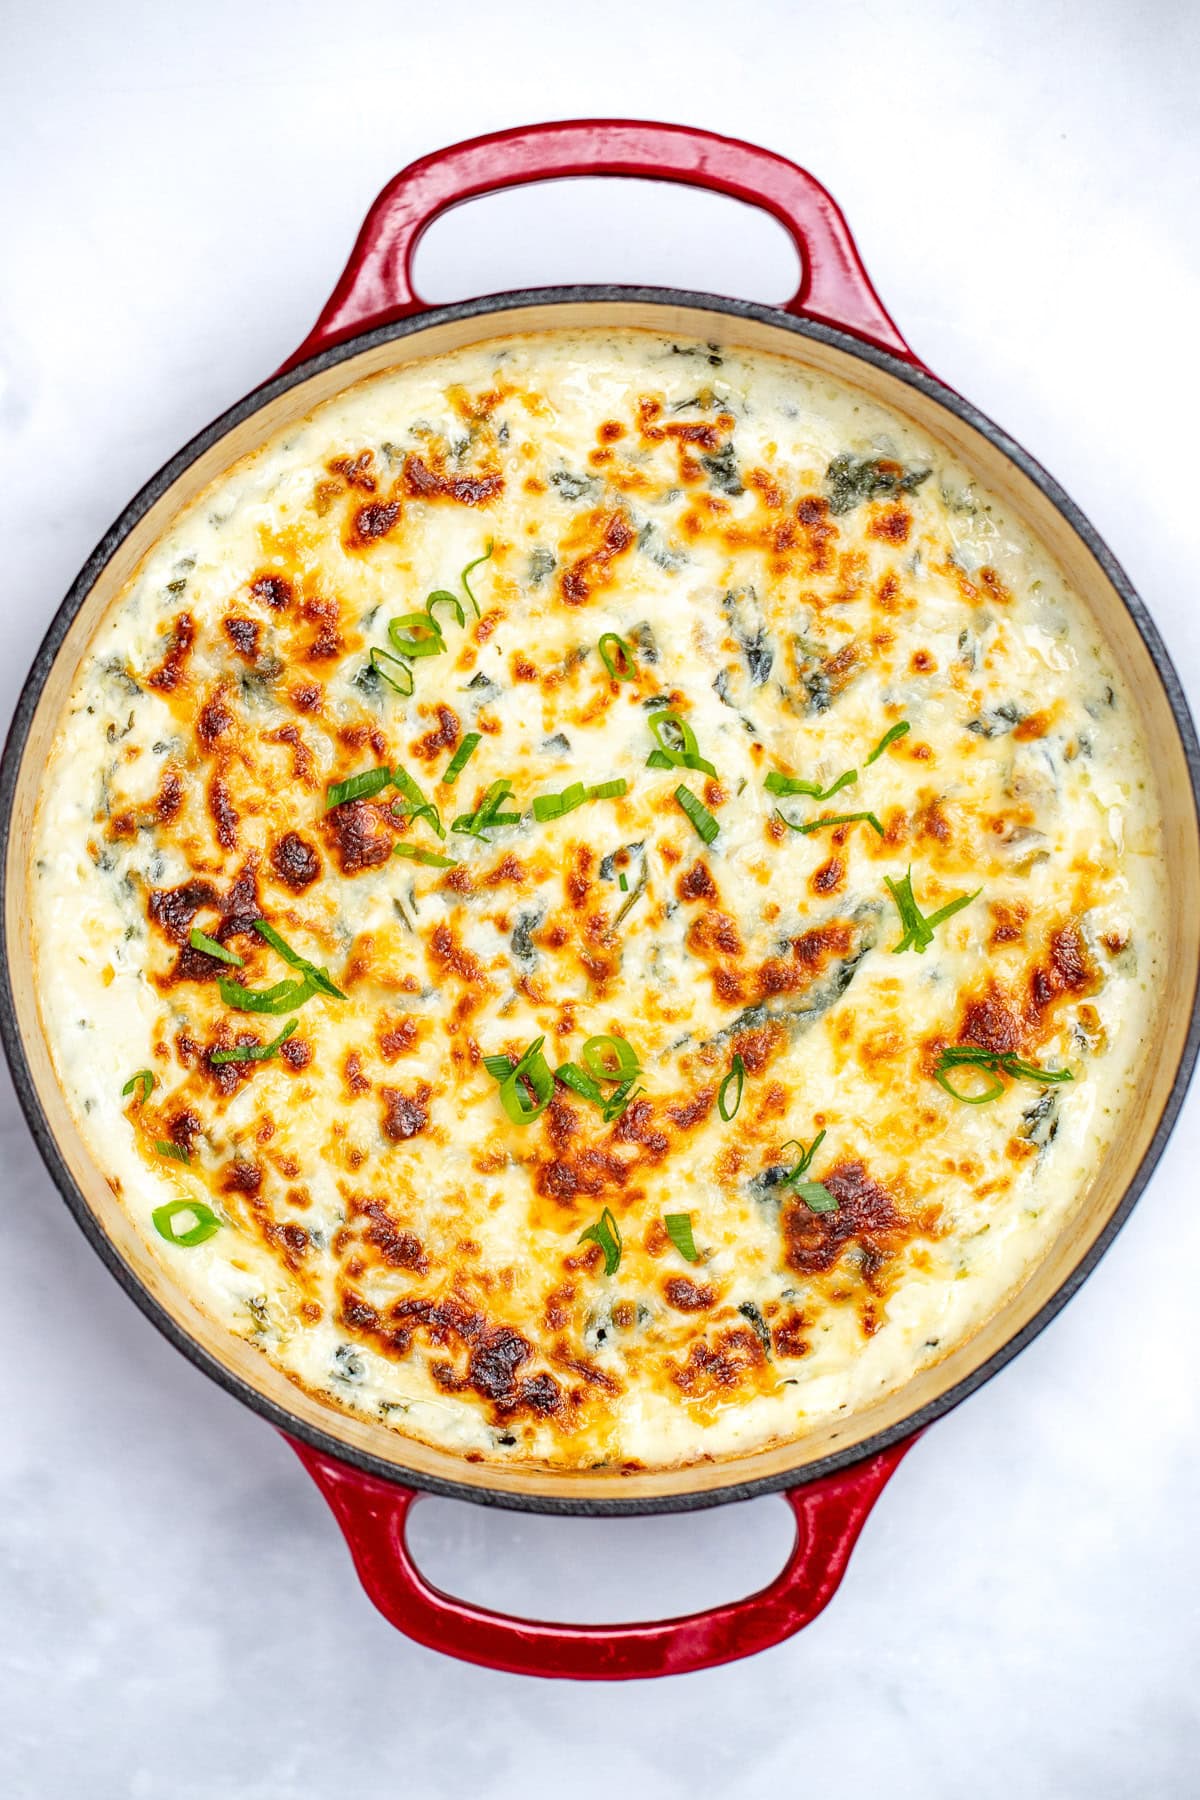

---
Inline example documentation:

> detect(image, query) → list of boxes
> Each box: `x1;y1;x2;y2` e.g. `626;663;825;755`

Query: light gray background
2;2;1198;1794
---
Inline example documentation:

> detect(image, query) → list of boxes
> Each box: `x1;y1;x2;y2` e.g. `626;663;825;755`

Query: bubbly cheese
31;328;1164;1471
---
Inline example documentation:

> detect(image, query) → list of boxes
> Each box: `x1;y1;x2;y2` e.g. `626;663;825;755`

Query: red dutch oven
3;120;1198;1682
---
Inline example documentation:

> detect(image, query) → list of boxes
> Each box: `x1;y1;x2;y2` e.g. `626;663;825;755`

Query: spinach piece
825;453;931;516
701;440;744;497
550;469;597;503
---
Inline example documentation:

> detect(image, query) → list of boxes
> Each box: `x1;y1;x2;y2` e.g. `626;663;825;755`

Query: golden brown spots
381;1083;431;1141
270;831;321;891
411;704;460;763
250;574;293;611
328;451;377;492
263;724;317;787
322;800;395;875
869;505;912;543
403;455;503;507
147;613;195;692
207;775;238;851
783;1160;933;1295
678;861;718;903
348;500;401;546
560;509;635;606
990;900;1029;945
811;856;844;895
663;1277;715;1312
223;615;260;660
671;1328;765;1397
378;1015;418;1061
1014;710;1054;741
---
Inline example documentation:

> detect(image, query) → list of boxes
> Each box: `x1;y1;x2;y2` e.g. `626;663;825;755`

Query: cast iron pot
3;121;1198;1681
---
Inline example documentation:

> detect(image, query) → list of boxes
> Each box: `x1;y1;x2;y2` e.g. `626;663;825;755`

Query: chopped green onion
388;613;445;660
783;809;884;837
600;1077;642;1124
327;765;392;809
555;1061;605;1104
152;1197;221;1245
188;927;244;967
497;1036;554;1124
426;589;466;630
581;1034;640;1083
532;781;588;823
218;974;315;1016
483;1052;516;1080
764;768;857;801
394;843;457;868
674;784;720;845
452;778;519;839
253;919;346;998
718;1053;745;1122
779;1128;825;1186
646;709;717;778
618;872;629;892
368;645;414;697
154;1140;191;1166
211;1020;299;1066
885;868;980;954
391;764;446;839
664;1212;700;1262
532;778;627;822
598;633;636;681
579;1206;622;1276
793;1180;838;1215
932;1043;1074;1103
441;733;481;786
122;1069;155;1107
865;719;910;765
461;541;494;618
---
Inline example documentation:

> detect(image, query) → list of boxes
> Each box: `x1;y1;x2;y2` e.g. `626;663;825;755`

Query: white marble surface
2;1;1199;1792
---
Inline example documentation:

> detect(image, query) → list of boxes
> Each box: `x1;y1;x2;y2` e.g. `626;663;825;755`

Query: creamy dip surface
31;328;1163;1471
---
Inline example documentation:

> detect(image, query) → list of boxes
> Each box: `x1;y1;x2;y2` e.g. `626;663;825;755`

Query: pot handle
285;1431;917;1679
283;119;915;372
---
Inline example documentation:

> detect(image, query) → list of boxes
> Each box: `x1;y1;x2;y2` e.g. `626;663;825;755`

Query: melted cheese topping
31;329;1163;1470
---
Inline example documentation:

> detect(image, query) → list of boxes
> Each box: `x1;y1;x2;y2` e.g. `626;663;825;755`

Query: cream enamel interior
7;300;1197;1505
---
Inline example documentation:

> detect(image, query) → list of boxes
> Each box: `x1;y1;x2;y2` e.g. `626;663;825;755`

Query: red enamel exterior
281;118;916;372
288;1433;918;1679
283;118;926;1677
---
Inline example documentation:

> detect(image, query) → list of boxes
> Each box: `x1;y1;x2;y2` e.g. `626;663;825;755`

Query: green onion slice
581;1034;640;1083
152;1198;221;1245
218;974;314;1016
718;1053;745;1122
154;1140;191;1166
441;733;481;786
579;1206;622;1276
497;1036;554;1125
664;1212;700;1262
555;1061;605;1105
793;1180;838;1215
461;541;494;618
210;1020;299;1066
122;1069;155;1107
783;809;884;837
388;613;445;660
885;868;981;954
674;784;719;845
646;709;717;778
426;588;466;630
483;1052;516;1081
327;765;392;809
932;1044;1074;1103
452;778;519;838
391;764;446;839
779;1128;826;1186
532;778;627;823
598;632;636;681
618;872;629;892
600;1077;642;1124
368;646;415;697
253;919;346;998
394;843;458;868
187;927;244;967
764;768;858;801
865;719;911;765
